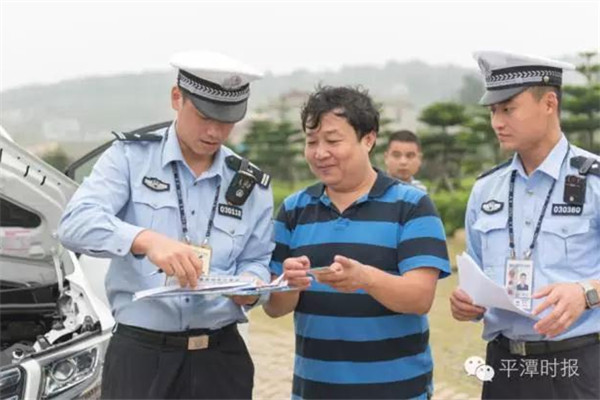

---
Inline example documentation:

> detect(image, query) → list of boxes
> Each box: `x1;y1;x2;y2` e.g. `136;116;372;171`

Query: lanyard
170;162;220;245
507;145;570;259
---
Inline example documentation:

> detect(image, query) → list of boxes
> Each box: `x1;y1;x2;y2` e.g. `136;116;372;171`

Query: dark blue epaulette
570;156;600;177
476;159;512;180
225;154;271;188
111;121;171;142
111;131;163;142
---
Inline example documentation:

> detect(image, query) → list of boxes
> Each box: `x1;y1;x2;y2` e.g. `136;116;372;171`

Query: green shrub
430;189;471;236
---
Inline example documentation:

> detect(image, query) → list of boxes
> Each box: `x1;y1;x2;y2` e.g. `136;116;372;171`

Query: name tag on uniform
505;259;534;311
218;204;243;220
551;203;583;216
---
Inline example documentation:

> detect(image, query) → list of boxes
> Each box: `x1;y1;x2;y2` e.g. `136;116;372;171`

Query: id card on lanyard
505;258;534;310
171;162;219;275
504;145;570;311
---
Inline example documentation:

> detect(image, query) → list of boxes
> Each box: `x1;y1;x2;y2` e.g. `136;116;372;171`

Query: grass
250;232;486;398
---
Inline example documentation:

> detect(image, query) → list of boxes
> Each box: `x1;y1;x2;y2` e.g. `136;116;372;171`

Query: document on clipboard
457;252;538;319
132;275;254;301
224;280;295;296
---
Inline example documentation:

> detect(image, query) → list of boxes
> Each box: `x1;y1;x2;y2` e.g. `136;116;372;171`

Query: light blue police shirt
58;122;274;331
466;135;600;341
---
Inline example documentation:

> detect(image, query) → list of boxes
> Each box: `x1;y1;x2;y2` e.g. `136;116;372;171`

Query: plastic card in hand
307;267;335;277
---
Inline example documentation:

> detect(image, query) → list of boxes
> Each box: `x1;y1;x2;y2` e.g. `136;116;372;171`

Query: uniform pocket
131;188;178;232
472;214;509;283
540;218;592;270
210;216;247;271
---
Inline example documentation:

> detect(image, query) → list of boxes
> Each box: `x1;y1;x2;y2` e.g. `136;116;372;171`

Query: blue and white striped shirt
271;170;451;399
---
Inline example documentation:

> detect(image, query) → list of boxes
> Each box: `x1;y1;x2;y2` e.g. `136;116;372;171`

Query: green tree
419;102;469;134
241;119;305;187
419;102;470;192
562;51;600;152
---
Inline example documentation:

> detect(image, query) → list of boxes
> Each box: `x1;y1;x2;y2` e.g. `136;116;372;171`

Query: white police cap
473;50;575;106
170;50;263;123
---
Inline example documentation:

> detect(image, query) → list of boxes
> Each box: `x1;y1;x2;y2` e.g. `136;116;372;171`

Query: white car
0;121;145;399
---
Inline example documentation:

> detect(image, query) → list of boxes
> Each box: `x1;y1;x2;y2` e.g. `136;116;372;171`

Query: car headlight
43;347;98;398
0;367;25;400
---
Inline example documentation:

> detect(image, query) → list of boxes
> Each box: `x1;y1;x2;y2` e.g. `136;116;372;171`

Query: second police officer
451;51;600;399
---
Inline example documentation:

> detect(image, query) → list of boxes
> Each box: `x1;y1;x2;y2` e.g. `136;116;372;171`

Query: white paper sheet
457;252;537;319
132;276;253;301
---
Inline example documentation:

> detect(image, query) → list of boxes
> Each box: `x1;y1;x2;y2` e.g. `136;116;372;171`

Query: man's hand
316;255;371;293
132;230;203;288
532;283;587;338
229;273;264;306
450;288;486;321
282;256;312;290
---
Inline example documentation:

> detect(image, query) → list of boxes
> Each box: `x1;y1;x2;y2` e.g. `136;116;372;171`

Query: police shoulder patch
477;159;512;180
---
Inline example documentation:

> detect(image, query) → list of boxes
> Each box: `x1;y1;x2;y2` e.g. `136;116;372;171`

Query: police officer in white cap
59;50;274;398
450;51;600;399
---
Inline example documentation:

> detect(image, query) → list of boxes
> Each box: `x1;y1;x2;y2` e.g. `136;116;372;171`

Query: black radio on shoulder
564;175;586;205
225;160;257;206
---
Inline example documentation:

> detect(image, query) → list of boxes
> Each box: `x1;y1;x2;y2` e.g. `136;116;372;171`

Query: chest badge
551;203;583;216
142;176;170;192
481;200;504;214
218;203;243;220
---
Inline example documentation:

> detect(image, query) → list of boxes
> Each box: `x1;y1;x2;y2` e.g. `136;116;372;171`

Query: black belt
114;323;238;351
495;333;600;356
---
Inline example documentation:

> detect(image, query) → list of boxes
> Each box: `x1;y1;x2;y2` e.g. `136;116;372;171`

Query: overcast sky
1;1;598;92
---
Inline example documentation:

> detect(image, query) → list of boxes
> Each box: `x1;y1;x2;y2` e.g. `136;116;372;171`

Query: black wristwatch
579;281;600;309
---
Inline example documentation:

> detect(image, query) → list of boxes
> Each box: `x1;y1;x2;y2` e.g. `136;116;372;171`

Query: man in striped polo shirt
264;86;451;399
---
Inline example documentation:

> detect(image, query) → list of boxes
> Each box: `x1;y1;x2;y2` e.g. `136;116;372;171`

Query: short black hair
527;86;562;113
387;130;421;151
519;273;527;278
301;85;380;141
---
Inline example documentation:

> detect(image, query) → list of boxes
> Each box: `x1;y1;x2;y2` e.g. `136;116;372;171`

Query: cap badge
222;75;242;89
478;59;492;79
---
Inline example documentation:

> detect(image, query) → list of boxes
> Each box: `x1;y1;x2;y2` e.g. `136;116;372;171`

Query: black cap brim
187;93;248;123
478;87;527;106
